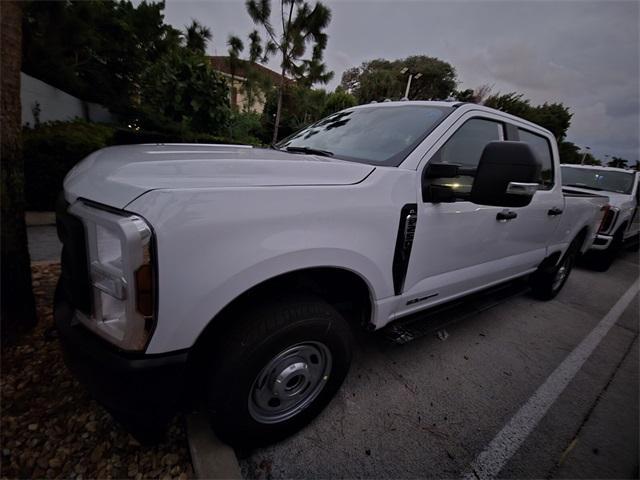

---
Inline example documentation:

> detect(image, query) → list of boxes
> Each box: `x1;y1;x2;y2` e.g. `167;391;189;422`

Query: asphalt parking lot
240;249;639;479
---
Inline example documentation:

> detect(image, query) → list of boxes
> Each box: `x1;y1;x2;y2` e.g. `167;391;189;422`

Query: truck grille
56;195;92;315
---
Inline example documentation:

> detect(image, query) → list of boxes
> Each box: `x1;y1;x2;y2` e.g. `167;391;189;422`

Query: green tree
558;141;601;165
484;92;532;118
454;85;493;104
1;0;38;342
262;85;327;139
558;141;581;164
184;19;212;54
340;56;457;104
139;49;231;135
322;89;356;116
529;102;572;141
22;0;182;114
607;157;629;168
245;0;334;143
484;92;573;141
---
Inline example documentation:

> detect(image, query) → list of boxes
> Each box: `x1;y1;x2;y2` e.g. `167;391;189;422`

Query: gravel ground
0;263;194;480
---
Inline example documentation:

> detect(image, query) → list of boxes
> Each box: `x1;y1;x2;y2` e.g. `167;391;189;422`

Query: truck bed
562;187;609;199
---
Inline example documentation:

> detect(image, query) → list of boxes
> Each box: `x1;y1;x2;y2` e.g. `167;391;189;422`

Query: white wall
21;72;115;126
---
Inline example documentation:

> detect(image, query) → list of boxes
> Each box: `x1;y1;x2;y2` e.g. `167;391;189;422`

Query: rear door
505;127;566;256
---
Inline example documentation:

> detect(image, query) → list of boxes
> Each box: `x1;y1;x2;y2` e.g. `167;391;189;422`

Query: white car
562;164;639;269
54;101;608;446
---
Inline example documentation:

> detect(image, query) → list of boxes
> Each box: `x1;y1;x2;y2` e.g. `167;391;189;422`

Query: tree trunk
1;1;38;343
272;65;286;145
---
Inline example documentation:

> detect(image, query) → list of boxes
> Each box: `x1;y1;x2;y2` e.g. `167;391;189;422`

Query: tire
530;239;580;300
205;294;353;447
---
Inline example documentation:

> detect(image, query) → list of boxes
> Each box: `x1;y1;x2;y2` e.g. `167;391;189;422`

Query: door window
425;118;504;198
518;129;554;189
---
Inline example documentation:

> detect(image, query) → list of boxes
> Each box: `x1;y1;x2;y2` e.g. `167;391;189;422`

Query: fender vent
392;203;417;295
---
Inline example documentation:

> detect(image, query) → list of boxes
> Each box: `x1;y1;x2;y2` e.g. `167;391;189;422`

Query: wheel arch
190;265;374;358
615;220;629;238
542;225;591;272
573;225;590;253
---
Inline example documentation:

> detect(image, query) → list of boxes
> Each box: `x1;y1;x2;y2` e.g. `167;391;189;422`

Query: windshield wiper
564;183;603;191
283;146;334;157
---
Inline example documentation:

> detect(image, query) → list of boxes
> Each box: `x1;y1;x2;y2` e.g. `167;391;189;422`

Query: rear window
561;166;635;194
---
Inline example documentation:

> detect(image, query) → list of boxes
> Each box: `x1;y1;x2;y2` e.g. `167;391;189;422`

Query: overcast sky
161;0;639;161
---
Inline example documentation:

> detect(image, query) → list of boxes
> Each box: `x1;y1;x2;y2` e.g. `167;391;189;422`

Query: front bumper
590;234;613;251
54;288;188;420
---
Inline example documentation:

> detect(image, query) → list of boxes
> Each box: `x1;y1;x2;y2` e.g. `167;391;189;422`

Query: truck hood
64;144;375;208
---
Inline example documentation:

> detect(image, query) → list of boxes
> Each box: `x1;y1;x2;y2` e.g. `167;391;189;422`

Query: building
209;56;293;114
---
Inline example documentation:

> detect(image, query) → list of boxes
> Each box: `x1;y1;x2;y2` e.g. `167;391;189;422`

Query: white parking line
463;279;640;480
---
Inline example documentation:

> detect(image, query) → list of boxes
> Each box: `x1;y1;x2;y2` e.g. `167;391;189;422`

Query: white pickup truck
55;101;608;446
561;164;639;270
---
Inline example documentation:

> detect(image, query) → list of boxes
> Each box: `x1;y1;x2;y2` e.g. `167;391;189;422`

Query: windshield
561;166;635;194
277;105;451;166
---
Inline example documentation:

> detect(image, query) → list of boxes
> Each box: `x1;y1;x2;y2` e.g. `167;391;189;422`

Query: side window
426;118;504;198
518;129;554;190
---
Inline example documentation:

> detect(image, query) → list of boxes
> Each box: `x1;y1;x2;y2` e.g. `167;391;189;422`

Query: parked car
562;164;639;270
54;101;608;446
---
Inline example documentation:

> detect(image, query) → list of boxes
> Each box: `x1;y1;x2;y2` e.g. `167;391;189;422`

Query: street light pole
403;74;413;100
400;67;422;101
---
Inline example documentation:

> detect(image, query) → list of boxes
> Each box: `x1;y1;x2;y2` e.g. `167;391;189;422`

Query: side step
382;279;530;345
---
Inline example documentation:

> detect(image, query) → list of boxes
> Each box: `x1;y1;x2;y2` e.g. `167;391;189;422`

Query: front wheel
530;241;579;300
205;295;353;447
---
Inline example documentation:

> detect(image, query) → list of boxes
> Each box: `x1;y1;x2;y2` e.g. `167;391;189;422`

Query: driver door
395;114;544;318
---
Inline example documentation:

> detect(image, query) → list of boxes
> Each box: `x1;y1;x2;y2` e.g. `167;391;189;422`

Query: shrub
23;120;115;211
229;112;264;145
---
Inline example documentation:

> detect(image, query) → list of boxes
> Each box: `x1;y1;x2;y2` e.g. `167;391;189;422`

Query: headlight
69;201;156;351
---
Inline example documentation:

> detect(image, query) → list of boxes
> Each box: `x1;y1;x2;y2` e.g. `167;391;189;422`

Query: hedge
23;121;116;211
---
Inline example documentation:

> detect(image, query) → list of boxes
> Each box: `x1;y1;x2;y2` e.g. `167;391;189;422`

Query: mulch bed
1;263;194;479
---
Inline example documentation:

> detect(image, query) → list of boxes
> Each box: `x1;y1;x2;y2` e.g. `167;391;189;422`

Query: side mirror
470;141;541;208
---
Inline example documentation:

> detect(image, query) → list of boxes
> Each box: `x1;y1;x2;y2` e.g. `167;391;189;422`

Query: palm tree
185;20;212;54
227;35;244;110
1;1;38;342
245;0;333;143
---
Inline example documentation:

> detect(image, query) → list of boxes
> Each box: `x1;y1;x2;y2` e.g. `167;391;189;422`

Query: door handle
548;207;563;216
496;210;518;222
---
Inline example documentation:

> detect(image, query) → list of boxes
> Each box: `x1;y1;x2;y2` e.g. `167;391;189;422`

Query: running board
382;279;530;345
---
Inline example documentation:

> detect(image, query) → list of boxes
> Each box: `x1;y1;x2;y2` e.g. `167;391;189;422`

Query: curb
187;411;242;479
